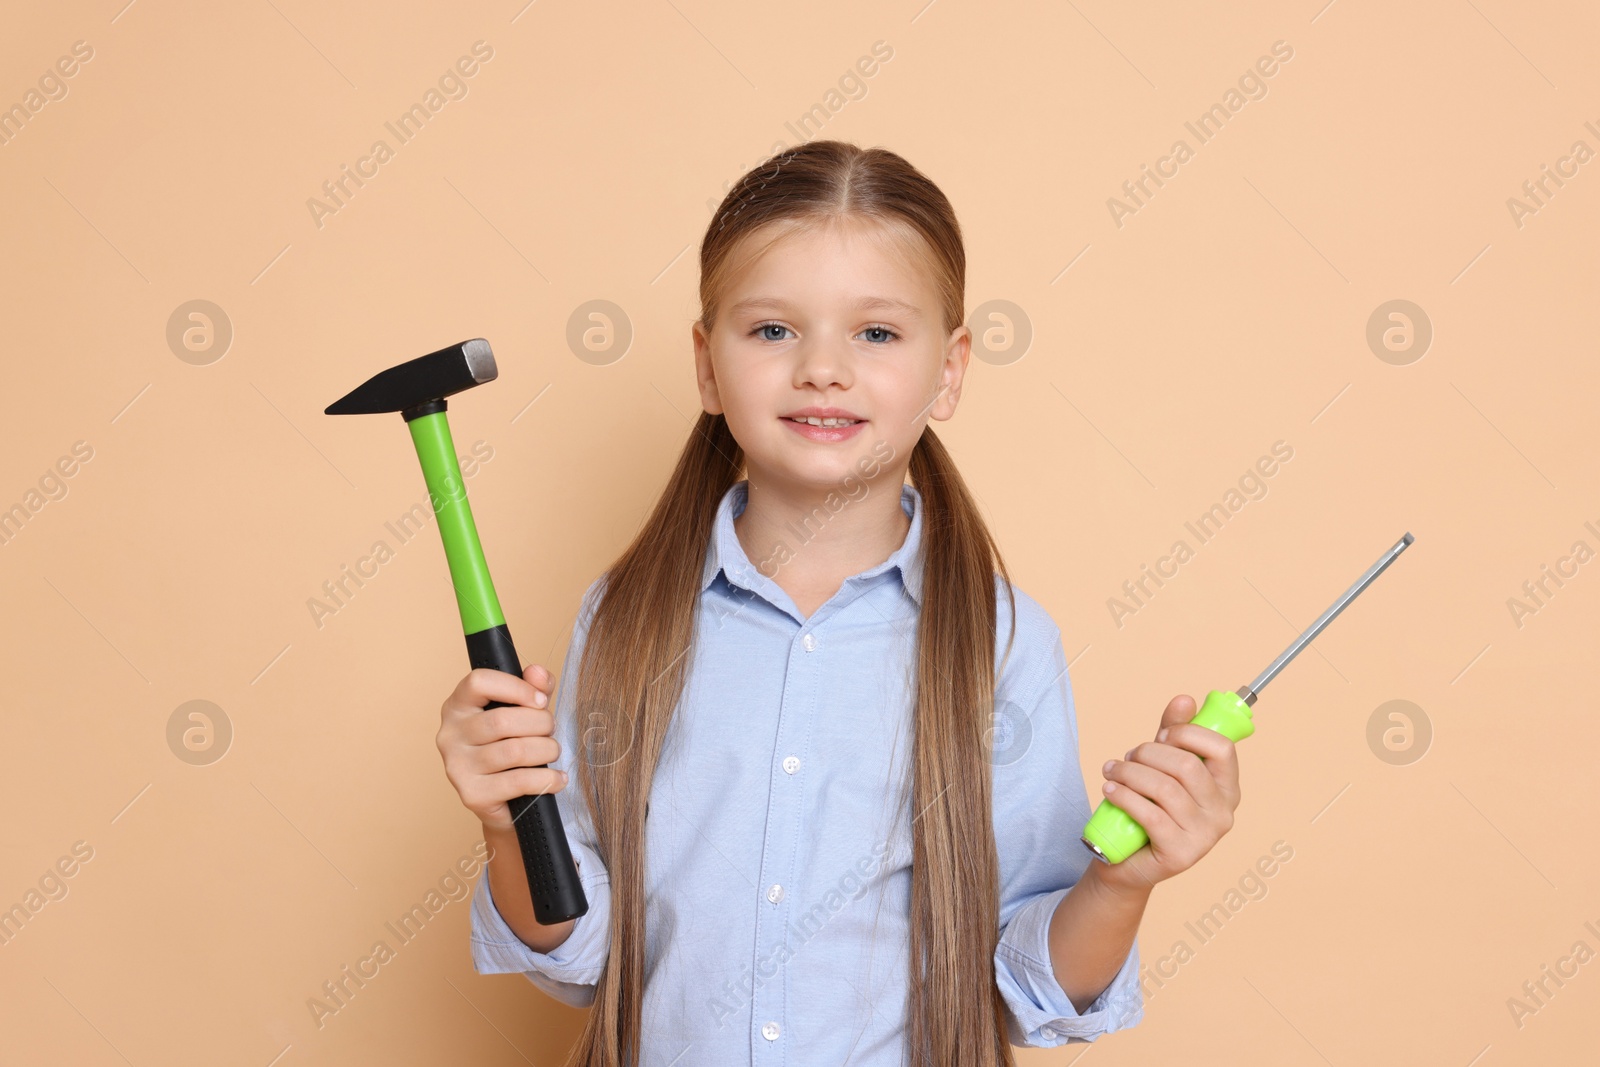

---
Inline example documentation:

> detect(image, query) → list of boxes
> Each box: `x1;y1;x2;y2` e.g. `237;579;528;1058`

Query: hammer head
325;338;497;417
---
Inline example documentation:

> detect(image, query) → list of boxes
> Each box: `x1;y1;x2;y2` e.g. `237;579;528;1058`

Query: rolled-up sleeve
990;603;1144;1046
470;847;611;1007
468;578;613;1008
994;886;1142;1045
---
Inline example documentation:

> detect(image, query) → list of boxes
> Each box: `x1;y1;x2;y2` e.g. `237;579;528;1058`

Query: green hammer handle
1080;689;1255;865
408;410;588;924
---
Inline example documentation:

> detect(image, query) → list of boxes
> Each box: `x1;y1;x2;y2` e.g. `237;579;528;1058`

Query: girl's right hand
436;664;569;834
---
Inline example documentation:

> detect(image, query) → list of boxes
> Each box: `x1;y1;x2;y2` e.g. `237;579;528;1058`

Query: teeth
789;416;859;427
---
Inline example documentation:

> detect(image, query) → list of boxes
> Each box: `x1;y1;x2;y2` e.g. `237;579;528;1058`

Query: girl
437;140;1242;1066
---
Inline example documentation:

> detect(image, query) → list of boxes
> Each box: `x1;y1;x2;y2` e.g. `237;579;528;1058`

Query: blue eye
748;322;900;343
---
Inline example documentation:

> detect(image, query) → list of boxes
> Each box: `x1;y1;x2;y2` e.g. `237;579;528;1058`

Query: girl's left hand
1093;694;1242;896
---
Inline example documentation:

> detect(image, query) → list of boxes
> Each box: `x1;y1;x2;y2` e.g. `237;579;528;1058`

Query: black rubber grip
466;624;589;925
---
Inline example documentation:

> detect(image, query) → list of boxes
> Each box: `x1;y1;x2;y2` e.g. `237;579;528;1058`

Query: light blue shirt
470;478;1143;1062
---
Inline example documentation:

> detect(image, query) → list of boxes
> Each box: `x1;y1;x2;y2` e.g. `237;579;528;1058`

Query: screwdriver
1081;531;1416;865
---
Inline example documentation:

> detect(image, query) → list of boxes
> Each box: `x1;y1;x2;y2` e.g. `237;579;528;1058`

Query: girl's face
692;217;971;493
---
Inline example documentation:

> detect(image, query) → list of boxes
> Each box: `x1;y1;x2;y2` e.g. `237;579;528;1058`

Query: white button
782;755;800;774
762;1021;780;1040
801;633;816;651
1040;1025;1056;1039
766;883;784;903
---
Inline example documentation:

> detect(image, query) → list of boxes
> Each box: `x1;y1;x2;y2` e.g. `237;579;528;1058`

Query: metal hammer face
324;338;497;418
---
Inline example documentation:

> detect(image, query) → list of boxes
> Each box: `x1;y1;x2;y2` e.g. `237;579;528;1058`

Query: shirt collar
700;479;925;607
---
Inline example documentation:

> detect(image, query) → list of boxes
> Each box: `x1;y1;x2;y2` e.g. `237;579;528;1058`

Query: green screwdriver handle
1080;689;1256;865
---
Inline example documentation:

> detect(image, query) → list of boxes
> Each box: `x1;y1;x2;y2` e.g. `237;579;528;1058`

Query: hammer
326;338;587;925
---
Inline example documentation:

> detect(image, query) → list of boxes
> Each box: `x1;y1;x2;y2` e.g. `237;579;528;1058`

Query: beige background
1;0;1595;1063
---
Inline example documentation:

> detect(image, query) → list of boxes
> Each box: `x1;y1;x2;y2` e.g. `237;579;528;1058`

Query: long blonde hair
566;139;1020;1066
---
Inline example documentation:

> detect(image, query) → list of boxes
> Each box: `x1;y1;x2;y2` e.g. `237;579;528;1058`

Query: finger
523;663;555;695
1156;724;1241;801
462;704;555;745
454;667;544;711
1104;759;1202;833
1123;740;1224;810
1154;722;1234;762
1098;772;1180;844
469;766;567;808
469;735;561;775
1158;694;1197;735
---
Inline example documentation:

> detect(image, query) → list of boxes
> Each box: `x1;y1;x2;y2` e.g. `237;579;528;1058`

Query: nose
792;334;853;392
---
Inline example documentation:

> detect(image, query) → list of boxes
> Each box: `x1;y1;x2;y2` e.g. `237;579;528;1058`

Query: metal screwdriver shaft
1237;532;1415;707
1081;530;1417;864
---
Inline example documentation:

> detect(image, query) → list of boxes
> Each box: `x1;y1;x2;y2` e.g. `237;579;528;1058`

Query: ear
927;324;972;422
692;320;723;415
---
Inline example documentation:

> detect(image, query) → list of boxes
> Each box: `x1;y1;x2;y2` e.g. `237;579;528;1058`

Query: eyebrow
727;295;921;317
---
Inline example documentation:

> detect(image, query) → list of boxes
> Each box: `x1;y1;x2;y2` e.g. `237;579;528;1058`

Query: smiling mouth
782;416;865;427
